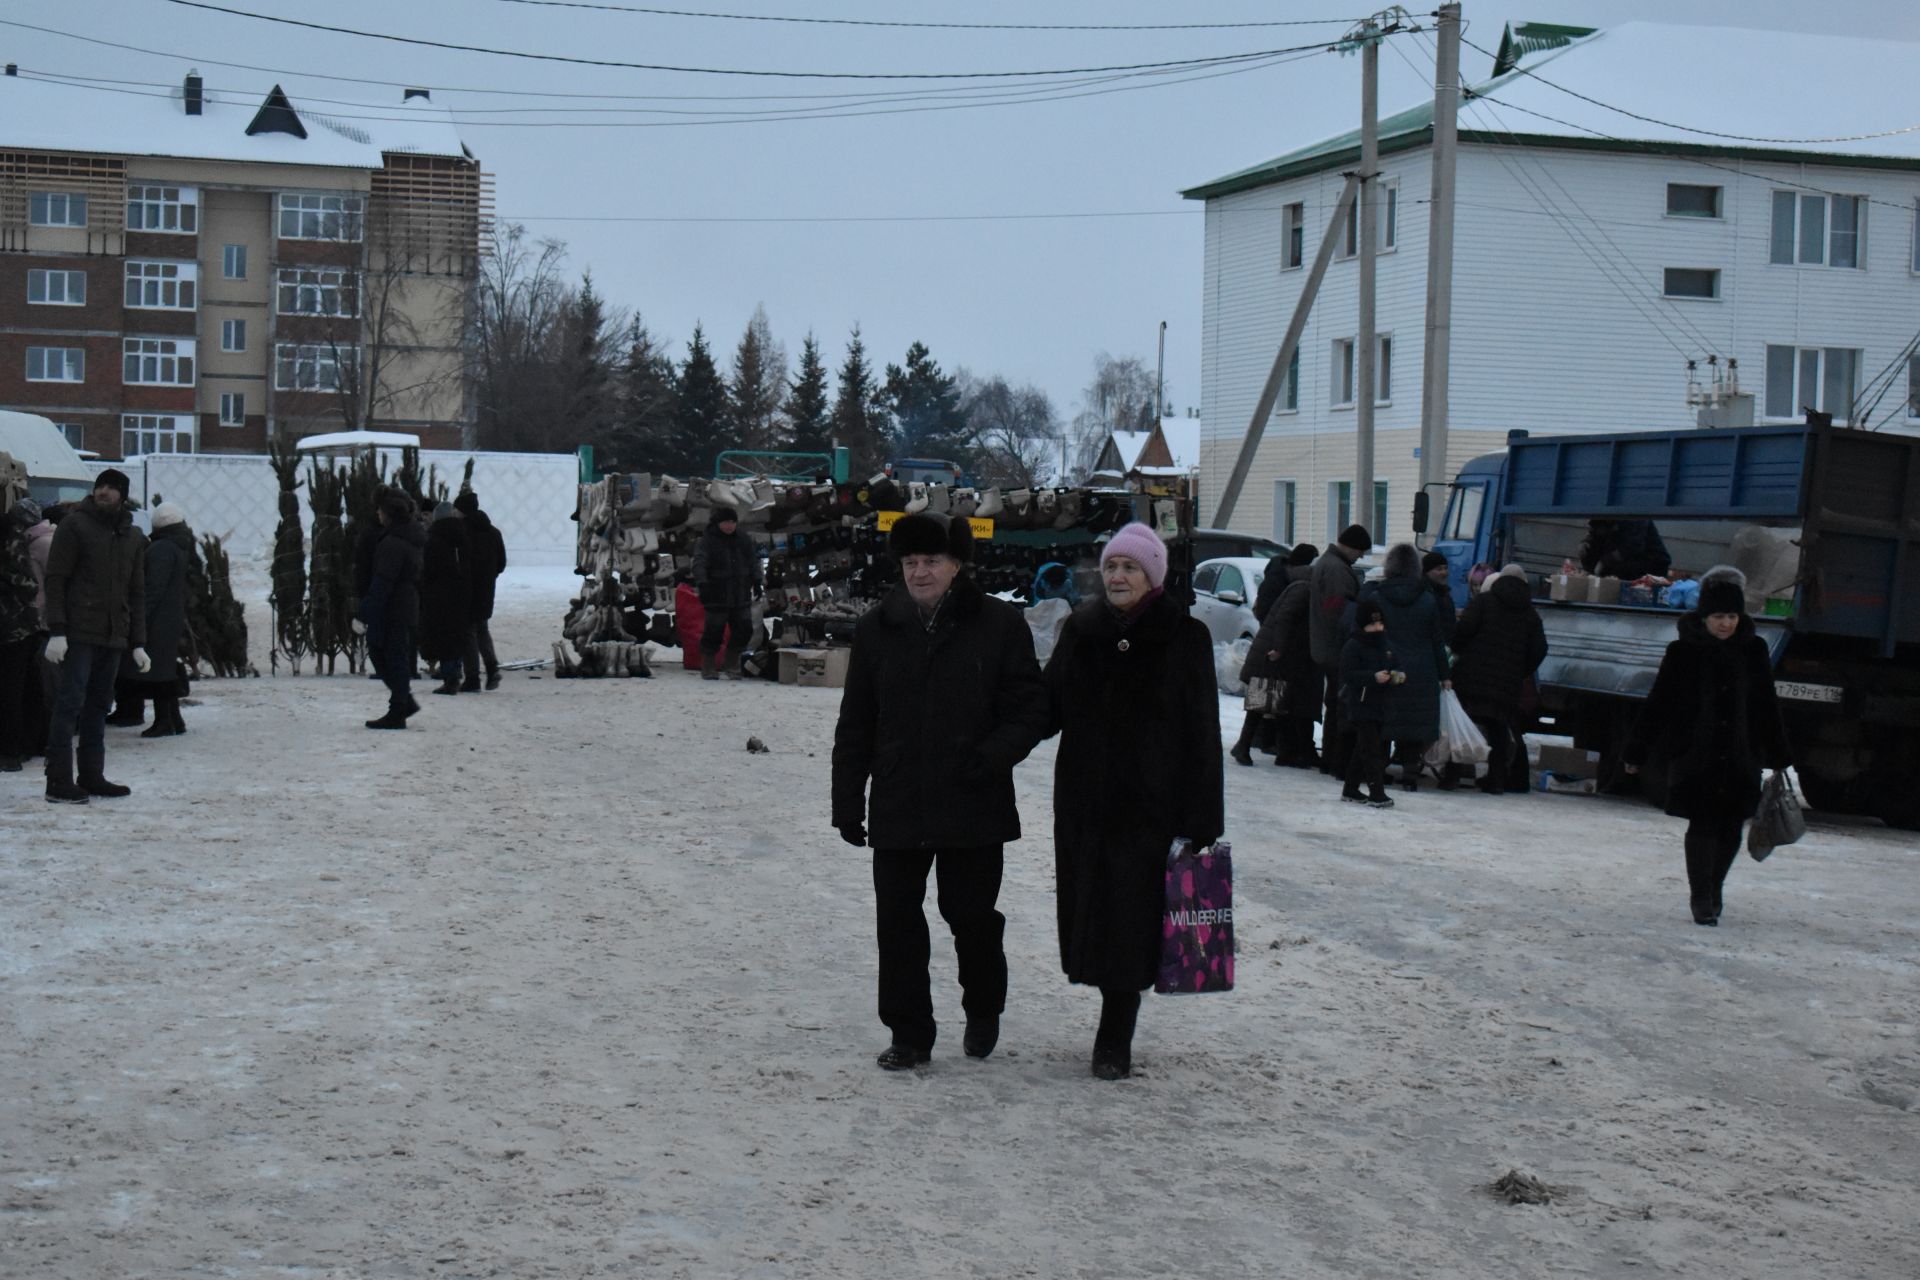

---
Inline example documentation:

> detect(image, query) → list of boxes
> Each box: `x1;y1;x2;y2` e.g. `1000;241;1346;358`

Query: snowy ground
3;566;1916;1279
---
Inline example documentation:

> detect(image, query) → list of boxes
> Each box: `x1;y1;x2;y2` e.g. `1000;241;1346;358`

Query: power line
484;0;1364;31
164;0;1336;80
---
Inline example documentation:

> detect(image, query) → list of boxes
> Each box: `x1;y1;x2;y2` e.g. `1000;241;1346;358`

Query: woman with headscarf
129;502;198;738
1445;564;1547;793
1043;523;1224;1080
1232;542;1318;766
1358;543;1451;790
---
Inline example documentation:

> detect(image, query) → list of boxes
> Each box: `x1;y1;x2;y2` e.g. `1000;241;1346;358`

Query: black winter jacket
1449;575;1547;723
1252;552;1290;623
134;522;196;684
1358;574;1451;742
1242;564;1311;682
1044;592;1224;989
44;496;146;649
464;509;508;621
419;516;472;659
832;575;1048;850
358;520;426;644
1339;630;1395;725
692;523;761;610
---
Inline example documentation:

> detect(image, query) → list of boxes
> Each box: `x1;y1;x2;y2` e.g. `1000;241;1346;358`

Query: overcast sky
6;0;1915;428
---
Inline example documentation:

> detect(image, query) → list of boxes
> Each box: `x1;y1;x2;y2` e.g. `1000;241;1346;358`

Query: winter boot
484;670;502;691
366;711;409;730
45;755;89;805
875;1043;931;1071
106;698;145;728
1229;712;1257;767
460;675;482;693
1091;988;1139;1080
432;677;461;696
77;767;131;799
963;1015;1000;1060
142;696;182;738
169;699;187;734
0;755;21;773
700;652;719;681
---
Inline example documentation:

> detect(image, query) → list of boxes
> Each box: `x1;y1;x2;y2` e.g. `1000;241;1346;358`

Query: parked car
1189;527;1288;566
1190;556;1269;645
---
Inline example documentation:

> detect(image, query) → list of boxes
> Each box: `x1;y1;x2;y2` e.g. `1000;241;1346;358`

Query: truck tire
1796;768;1853;816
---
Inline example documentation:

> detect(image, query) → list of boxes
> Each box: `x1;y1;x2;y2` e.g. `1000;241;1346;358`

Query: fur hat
1421;550;1448;573
94;468;132;499
1287;542;1319;566
1337;523;1372;552
1699;578;1747;617
8;497;42;528
453;491;480;514
1101;522;1168;589
888;511;973;564
150;502;187;530
1355;599;1387;629
1383;543;1421;579
710;505;739;525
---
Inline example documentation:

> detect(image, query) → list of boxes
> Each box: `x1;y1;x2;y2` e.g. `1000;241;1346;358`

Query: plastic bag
1424;689;1491;767
1215;638;1252;697
1156;839;1234;995
1748;769;1806;861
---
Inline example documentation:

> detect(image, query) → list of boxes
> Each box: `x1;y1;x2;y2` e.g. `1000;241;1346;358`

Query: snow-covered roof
1104;430;1155;473
1184;21;1920;199
0;72;469;170
295;430;422;453
1156;417;1199;471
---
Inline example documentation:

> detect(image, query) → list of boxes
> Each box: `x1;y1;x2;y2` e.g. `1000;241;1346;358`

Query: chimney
403;87;430;102
184;69;203;116
4;64;17;77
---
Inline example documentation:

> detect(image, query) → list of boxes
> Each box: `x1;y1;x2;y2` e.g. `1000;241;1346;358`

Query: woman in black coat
1231;543;1318;766
1447;565;1547;794
419;502;472;695
130;503;197;738
1624;577;1791;926
1045;523;1223;1080
358;495;426;729
1358;543;1451;788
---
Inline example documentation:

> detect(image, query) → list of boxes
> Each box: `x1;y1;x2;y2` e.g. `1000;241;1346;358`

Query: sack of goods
1424;689;1491;767
1156;838;1235;995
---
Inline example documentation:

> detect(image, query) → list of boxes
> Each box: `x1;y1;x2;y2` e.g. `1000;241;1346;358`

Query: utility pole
1354;16;1381;537
1155;320;1167;420
1419;2;1461;496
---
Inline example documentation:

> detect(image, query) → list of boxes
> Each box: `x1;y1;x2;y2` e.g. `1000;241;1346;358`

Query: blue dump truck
1418;424;1920;829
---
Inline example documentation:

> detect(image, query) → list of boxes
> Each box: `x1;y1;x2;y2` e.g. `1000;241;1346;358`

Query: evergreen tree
882;340;971;461
672;323;728;477
726;304;787;453
607;314;677;472
783;331;832;455
830;325;889;475
557;271;618;451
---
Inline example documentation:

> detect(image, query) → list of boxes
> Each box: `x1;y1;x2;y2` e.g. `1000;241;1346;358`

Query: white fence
84;450;581;566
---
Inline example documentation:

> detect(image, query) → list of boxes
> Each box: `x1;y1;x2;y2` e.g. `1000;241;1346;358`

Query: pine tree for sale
306;461;352;673
267;442;308;674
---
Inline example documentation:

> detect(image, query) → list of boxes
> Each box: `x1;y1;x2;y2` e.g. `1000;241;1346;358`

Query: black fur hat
1355;599;1386;629
1698;578;1746;617
888;511;972;563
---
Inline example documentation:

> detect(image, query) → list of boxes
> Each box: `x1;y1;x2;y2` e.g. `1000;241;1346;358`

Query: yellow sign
874;510;994;539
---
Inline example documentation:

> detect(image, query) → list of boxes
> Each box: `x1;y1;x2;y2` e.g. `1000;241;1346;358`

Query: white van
0;410;98;507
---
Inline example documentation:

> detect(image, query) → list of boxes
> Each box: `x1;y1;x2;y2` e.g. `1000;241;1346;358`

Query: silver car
1190;556;1270;646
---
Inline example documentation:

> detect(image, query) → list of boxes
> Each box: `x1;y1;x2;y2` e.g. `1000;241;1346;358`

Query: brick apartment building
0;67;488;460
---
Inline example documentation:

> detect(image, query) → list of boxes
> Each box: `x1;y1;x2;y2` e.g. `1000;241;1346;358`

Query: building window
1376;335;1392;402
1332;338;1356;407
56;422;85;449
275;342;356;392
1337;181;1397;258
276;267;357;317
1907;355;1919;420
126;185;198;234
1283;347;1300;413
1282;202;1304;270
1770;191;1864;268
27;269;86;305
1374;480;1390;532
1764;344;1858;422
1273;480;1297;544
222;243;248;279
1663;268;1721;299
123;337;196;386
1328;481;1352;541
219;392;246;426
220;319;247;352
124;260;198;310
1666;184;1722;218
29;192;88;227
277;193;364;242
26;347;85;382
121;414;194;457
1912;197;1920;273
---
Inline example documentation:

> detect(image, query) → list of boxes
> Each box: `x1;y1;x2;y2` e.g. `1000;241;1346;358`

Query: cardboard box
777;647;850;688
1548;573;1586;601
1536;771;1599;796
1537;744;1601;779
1586;575;1622;605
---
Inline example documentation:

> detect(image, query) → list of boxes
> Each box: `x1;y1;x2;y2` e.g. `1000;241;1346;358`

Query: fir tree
882;340;971;461
609;314;677;473
267;443;308;673
783;331;832;456
726;304;787;453
830;325;889;475
558;271;618;450
672;323;728;477
305;461;352;674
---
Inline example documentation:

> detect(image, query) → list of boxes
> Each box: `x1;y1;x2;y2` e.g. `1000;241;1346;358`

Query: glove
45;635;68;664
131;647;151;674
838;824;867;848
351;618;368;636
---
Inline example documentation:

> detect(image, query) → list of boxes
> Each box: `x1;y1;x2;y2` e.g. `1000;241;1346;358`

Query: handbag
1424;688;1491;767
1155;839;1235;995
1242;675;1285;715
1748;769;1806;861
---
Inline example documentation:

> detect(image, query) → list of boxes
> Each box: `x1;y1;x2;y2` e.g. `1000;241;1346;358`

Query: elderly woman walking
129;502;198;738
1624;574;1791;926
1044;523;1224;1080
1359;543;1451;790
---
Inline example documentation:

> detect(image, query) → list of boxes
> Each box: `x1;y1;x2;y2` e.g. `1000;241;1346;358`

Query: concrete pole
1355;28;1380;538
1155;320;1167;419
1419;2;1461;495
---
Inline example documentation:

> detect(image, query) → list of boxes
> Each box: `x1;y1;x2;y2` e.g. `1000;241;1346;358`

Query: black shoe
875;1044;931;1071
105;713;144;727
432;679;461;696
366;712;408;730
46;779;90;804
1341;790;1367;804
460;680;481;693
1477;780;1506;796
1229;745;1254;767
140;721;182;739
484;672;502;691
1400;776;1419;793
1090;1046;1131;1080
78;774;131;798
1693;914;1719;927
1366;792;1396;809
962;1017;999;1059
405;696;422;718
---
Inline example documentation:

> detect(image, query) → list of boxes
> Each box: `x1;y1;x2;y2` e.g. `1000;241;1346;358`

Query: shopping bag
1242;676;1284;715
1155;839;1235;994
1424;689;1491;767
1748;769;1806;861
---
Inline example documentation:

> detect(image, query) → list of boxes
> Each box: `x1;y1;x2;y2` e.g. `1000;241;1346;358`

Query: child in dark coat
1339;599;1403;808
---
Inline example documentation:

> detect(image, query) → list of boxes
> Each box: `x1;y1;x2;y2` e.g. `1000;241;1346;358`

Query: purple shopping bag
1155;838;1235;994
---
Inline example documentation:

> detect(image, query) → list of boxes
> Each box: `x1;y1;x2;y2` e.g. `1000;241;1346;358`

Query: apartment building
1;67;488;459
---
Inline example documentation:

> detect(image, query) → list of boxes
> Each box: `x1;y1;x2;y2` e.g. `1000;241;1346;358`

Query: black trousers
1472;716;1515;791
873;846;1007;1051
1683;811;1746;919
699;604;752;659
1345;721;1387;797
376;624;415;716
463;620;499;681
1319;663;1352;777
0;635;38;760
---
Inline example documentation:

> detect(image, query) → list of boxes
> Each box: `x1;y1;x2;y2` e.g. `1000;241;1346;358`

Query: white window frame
1763;343;1859;423
1337;180;1398;259
1662;267;1721;300
1273;479;1297;545
124;260;199;310
1281;202;1305;271
275;266;357;317
222;243;248;279
122;337;197;387
1375;334;1393;404
220;319;247;353
219;392;246;426
1770;190;1864;269
29;192;88;227
1328;480;1353;543
120;414;194;457
126;185;198;234
55;422;85;449
1665;183;1723;219
1331;338;1356;408
27;268;86;306
1277;347;1300;414
26;347;85;383
277;193;365;242
274;342;357;393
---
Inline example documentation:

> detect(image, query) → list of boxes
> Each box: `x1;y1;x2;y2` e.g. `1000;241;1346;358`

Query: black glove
838;824;866;848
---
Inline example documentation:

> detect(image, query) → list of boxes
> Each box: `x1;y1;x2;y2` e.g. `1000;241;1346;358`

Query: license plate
1775;680;1842;704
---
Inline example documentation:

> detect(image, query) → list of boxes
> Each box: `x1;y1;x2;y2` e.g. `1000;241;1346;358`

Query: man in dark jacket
356;494;426;729
42;469;148;802
1310;524;1371;780
1422;550;1458;644
832;512;1049;1071
0;497;43;770
454;491;507;691
420;502;472;695
690;506;761;680
1447;565;1547;794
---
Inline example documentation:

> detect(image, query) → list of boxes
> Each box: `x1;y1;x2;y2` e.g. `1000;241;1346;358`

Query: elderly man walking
42;468;148;803
832;511;1049;1071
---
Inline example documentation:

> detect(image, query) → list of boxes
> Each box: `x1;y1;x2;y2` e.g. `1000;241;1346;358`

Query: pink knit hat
1100;522;1168;589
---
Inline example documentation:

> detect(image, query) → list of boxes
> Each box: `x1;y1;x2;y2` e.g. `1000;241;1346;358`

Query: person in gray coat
1309;524;1371;780
130;502;197;739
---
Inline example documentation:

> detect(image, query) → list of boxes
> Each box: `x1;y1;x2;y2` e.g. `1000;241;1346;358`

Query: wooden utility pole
1355;19;1381;537
1419;2;1462;495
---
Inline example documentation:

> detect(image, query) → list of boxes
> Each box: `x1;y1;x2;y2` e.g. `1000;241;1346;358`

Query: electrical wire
483;0;1364;31
163;0;1337;80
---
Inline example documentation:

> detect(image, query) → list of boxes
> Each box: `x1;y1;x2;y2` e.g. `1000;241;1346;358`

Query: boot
1091;988;1139;1080
432;678;461;696
142;696;182;738
45;754;89;805
1229;712;1256;767
366;710;409;730
484;670;502;691
106;699;145;727
962;1015;1000;1060
460;675;482;693
77;764;131;799
169;700;187;734
700;652;719;681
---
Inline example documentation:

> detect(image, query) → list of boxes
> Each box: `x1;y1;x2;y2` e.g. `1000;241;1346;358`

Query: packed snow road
2;567;1915;1278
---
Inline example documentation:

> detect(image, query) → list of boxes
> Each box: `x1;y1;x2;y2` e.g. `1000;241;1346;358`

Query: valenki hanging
1156;838;1236;994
